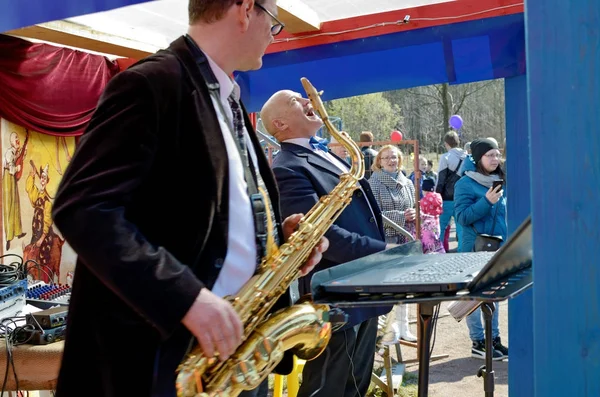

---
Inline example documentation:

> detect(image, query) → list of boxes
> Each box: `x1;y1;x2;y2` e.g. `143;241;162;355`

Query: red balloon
390;130;403;142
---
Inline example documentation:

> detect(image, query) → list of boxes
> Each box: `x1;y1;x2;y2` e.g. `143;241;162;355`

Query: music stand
315;266;532;397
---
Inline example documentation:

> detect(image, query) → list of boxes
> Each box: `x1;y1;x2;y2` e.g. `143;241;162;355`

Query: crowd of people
49;1;508;396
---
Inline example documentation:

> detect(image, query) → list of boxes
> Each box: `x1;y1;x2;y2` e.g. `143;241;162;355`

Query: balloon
390;130;403;142
449;115;463;130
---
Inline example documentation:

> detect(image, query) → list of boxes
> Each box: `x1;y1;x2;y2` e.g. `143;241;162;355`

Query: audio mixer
27;281;71;309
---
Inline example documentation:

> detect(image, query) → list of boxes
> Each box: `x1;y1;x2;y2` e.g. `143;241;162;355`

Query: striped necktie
227;93;279;262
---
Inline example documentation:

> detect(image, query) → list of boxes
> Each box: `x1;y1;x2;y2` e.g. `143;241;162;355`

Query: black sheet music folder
312;217;532;308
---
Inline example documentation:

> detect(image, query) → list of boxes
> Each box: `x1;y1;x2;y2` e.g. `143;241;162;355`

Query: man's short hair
359;131;374;143
444;131;460;148
189;0;264;24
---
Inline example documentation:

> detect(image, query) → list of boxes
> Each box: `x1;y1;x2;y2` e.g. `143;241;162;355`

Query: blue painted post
525;1;600;396
504;75;533;397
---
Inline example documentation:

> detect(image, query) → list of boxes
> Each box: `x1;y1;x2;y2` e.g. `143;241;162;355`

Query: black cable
0;255;23;262
0;254;25;285
25;263;52;283
0;316;38;396
0;317;23;396
9;335;18;393
344;329;361;397
2;324;11;397
0;264;20;284
24;259;56;283
429;304;441;356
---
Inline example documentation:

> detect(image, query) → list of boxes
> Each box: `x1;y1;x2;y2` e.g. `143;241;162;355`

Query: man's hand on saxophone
182;289;243;361
182;212;329;362
282;213;330;276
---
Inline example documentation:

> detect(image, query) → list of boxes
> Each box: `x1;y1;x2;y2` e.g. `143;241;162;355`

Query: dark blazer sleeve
273;165;386;264
52;69;203;339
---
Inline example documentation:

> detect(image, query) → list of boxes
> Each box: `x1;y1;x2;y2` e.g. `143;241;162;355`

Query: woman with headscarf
454;138;509;361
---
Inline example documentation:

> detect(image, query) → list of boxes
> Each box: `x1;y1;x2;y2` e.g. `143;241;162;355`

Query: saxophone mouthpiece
301;77;328;122
300;77;315;98
300;77;323;98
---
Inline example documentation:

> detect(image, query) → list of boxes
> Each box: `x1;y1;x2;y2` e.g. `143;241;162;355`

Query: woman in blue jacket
454;138;509;361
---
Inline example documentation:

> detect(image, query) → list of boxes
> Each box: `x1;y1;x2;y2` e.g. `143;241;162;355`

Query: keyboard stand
416;301;497;397
415;301;497;397
478;302;496;397
416;301;437;396
315;267;532;397
415;268;531;397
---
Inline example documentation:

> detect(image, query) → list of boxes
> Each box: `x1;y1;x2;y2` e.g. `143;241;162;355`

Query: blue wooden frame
237;13;525;112
505;74;533;396
526;1;600;395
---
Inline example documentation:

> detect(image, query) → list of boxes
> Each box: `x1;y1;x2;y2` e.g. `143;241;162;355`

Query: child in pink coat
405;192;446;254
420;191;445;253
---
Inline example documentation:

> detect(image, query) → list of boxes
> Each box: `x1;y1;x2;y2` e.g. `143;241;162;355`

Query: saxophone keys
297;222;314;234
280;243;295;255
254;337;276;362
231;360;261;389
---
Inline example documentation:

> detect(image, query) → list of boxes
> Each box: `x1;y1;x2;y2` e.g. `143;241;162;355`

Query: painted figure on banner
2;129;29;250
0;119;77;284
24;161;65;282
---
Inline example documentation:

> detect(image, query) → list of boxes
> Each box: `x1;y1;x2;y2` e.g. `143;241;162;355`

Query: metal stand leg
476;302;496;397
417;302;438;397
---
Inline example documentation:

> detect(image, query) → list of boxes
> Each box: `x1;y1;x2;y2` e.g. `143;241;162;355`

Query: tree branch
454;81;496;114
405;88;443;105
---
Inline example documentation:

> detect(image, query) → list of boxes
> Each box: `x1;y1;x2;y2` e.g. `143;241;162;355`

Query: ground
268;222;509;397
368;222;508;397
376;300;508;397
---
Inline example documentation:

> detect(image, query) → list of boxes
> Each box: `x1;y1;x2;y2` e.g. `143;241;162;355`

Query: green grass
396;372;418;397
366;368;419;397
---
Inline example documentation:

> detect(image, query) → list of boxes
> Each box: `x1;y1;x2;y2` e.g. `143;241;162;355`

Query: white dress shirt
282;138;378;226
204;53;257;298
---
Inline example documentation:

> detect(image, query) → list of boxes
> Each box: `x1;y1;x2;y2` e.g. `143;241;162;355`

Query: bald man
261;90;392;397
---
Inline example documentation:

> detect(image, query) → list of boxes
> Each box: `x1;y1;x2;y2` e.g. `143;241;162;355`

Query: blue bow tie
309;136;330;152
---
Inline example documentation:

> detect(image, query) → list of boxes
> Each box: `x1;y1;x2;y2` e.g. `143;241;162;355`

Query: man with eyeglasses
51;1;329;397
254;1;286;35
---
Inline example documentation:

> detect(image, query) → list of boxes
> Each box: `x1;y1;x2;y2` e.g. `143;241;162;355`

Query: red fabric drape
0;34;120;136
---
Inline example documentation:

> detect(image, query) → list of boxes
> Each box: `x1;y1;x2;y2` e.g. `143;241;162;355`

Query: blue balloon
449;115;463;129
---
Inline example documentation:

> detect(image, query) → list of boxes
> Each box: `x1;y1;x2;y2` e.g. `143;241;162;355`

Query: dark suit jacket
272;143;390;328
51;36;287;396
361;145;378;179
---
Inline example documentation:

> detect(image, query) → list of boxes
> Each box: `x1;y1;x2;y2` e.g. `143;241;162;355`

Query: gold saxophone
176;77;365;397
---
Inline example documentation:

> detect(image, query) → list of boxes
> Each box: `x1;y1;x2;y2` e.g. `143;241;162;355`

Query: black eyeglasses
254;2;285;36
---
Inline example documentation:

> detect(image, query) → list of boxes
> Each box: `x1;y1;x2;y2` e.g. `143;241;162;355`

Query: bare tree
384;79;505;154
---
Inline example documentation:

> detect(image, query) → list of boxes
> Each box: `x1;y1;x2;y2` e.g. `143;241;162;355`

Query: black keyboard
384;252;494;283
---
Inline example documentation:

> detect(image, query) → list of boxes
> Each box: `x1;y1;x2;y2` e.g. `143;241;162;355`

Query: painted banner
1;118;77;285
